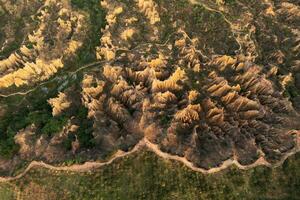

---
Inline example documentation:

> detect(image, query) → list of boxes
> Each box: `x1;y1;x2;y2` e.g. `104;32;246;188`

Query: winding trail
0;130;299;183
188;0;244;52
0;139;145;183
145;135;299;174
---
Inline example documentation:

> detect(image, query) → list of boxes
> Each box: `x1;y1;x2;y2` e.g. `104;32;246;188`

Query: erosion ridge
0;0;299;175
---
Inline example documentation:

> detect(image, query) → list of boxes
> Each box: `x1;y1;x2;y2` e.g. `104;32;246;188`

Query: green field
0;151;298;200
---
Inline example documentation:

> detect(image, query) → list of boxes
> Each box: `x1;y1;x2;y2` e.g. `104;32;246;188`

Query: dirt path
0;139;145;182
0;130;298;183
145;135;299;174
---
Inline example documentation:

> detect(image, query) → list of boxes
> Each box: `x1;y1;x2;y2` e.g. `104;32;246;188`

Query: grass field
0;151;298;200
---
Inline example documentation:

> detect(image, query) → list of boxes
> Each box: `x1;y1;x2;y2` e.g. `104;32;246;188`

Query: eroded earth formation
0;0;299;175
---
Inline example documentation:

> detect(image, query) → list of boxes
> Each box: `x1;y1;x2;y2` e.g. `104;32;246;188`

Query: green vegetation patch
0;184;15;200
70;0;106;65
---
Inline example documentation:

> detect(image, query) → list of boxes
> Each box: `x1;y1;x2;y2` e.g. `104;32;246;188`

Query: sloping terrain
0;0;299;176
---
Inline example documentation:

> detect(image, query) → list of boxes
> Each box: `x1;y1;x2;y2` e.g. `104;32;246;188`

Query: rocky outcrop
136;0;160;25
48;92;72;116
14;122;79;163
0;0;87;89
0;59;63;88
90;20;299;169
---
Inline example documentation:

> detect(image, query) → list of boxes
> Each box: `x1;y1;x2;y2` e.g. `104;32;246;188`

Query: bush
41;116;68;137
71;0;106;65
0;127;20;158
